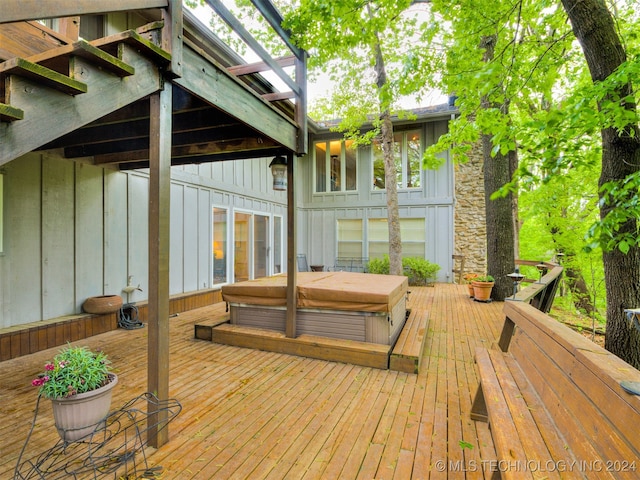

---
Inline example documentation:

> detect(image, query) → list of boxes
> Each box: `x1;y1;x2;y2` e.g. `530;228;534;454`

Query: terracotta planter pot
50;373;118;442
467;283;475;298
82;295;123;314
471;281;494;302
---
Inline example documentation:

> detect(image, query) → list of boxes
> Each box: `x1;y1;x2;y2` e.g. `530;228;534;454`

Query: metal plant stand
15;393;181;479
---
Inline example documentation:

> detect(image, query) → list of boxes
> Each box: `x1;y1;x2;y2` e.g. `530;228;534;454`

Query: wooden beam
262;91;295;102
227;56;295;76
175;45;298;153
147;86;172;448
163;0;183;78
204;0;300;96
295;54;308;155
248;0;305;60
26;39;135;78
0;57;87;95
57;17;80;41
285;152;297;338
1;45;162;166
93;136;279;164
0;0;168;23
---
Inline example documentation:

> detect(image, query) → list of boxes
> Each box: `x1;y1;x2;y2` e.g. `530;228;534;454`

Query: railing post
163;0;183;78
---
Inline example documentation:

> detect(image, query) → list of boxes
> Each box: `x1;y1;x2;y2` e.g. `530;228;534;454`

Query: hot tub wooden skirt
229;299;406;346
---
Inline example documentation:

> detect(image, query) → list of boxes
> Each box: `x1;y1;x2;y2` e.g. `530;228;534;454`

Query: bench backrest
503;301;640;470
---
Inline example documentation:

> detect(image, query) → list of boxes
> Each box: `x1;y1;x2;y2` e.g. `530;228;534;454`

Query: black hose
118;303;144;330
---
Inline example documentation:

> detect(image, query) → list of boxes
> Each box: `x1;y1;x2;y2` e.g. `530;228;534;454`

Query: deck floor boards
0;283;504;479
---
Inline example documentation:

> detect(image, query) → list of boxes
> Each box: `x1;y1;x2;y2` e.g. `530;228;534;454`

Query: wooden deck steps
389;309;428;373
198;285;435;373
192;303;231;341
207;324;391;370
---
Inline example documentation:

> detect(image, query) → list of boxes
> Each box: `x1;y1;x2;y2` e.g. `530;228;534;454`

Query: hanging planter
472;276;495;303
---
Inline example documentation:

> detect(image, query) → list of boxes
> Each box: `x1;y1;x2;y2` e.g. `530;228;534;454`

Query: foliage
402;256;441;285
283;0;432;131
463;272;479;284
367;256;391;275
32;345;112;399
474;275;495;283
368;255;440;285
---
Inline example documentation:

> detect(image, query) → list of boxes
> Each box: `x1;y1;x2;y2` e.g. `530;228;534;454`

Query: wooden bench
389;308;429;374
330;257;369;273
471;301;640;479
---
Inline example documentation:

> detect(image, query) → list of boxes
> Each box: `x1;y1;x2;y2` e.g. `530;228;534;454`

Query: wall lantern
269;155;287;191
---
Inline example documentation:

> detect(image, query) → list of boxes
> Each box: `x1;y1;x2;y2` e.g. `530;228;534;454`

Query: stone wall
453;142;487;277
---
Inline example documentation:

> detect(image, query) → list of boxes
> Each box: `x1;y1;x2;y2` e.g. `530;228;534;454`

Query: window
221;210;282;283
368;218;426;259
274;216;283;274
0;173;4;253
336;219;363;257
253;214;269;279
234;212;251;282
212;207;228;285
314;140;357;192
373;129;422;190
0;174;3;253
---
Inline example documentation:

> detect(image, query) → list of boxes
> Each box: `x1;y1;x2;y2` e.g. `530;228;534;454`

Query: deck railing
0;0;307;153
513;259;563;312
498;259;564;351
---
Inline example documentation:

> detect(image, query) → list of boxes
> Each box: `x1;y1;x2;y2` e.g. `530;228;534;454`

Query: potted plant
32;344;118;442
463;273;479;297
471;275;495;302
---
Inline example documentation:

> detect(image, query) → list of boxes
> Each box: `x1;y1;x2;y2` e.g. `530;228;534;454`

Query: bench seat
472;348;581;479
472;301;640;479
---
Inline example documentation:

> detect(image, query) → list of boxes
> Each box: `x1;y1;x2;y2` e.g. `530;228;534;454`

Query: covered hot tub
221;272;408;345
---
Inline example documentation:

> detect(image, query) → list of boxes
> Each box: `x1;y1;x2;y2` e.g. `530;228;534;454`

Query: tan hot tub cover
221;271;408;313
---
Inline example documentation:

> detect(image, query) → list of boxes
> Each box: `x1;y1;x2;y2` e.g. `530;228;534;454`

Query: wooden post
294;54;307;155
285;151;297;338
163;0;183;78
57;17;79;41
147;84;172;448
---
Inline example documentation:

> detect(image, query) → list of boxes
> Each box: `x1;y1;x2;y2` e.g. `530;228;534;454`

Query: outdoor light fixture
269;155;287;191
536;261;547;283
507;267;525;300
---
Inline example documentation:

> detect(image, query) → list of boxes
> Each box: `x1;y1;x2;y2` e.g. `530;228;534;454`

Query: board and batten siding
297;119;456;282
0;153;287;329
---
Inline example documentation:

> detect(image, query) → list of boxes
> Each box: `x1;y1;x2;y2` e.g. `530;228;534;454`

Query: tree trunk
564;263;597;316
373;36;402;276
561;0;640;367
480;35;516;301
482;136;516;301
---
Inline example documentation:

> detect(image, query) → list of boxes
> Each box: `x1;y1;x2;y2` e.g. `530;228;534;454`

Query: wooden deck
1;283;505;479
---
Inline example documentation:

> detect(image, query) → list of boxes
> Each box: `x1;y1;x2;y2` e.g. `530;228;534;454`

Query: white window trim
372;129;423;191
313;140;358;194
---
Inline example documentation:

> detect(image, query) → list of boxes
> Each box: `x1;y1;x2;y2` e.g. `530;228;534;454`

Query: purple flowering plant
32;344;112;399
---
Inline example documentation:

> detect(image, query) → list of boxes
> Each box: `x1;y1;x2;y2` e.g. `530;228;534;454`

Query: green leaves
588;173;640;253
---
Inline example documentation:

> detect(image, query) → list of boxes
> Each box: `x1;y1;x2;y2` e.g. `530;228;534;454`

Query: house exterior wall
0;152;287;329
297;119;461;282
0;116;486;330
453;141;487;275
